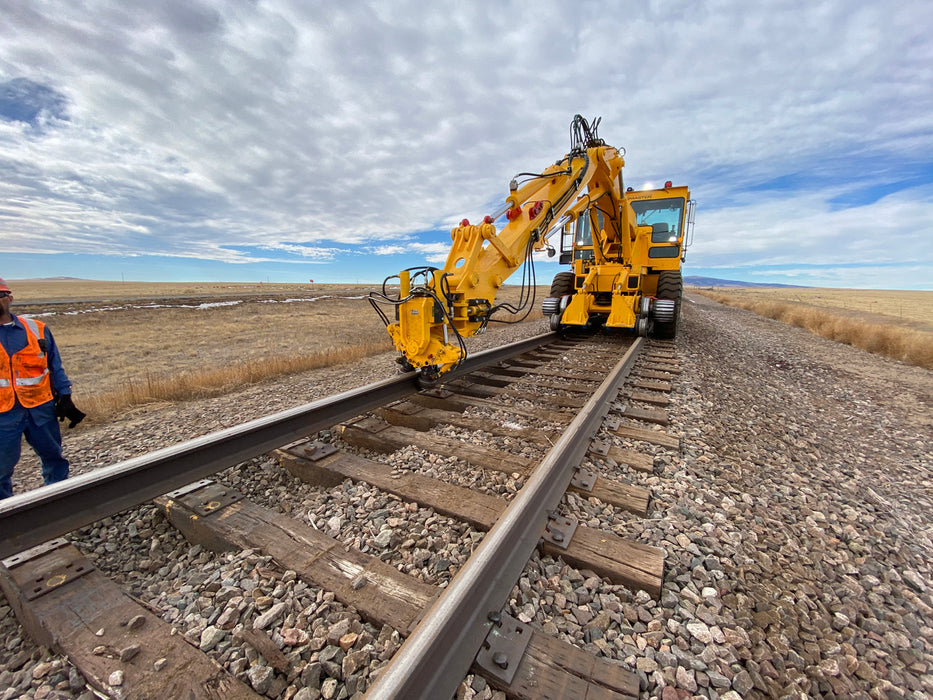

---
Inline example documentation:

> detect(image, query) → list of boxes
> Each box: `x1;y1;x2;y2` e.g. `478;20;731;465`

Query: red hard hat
0;278;10;293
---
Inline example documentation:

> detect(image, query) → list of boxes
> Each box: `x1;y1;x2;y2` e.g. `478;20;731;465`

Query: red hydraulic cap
664;181;673;188
460;218;470;227
506;206;522;221
483;215;494;224
528;201;544;219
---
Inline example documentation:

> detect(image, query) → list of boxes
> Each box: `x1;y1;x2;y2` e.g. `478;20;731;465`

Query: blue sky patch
0;78;68;125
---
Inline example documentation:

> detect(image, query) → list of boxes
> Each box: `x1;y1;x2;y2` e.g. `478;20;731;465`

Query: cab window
630;197;685;242
574;210;592;247
573;210;594;261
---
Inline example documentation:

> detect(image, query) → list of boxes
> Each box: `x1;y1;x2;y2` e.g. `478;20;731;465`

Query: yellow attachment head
386;295;463;376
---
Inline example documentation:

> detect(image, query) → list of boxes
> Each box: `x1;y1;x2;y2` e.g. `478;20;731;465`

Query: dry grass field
7;279;546;422
8;279;333;303
693;286;933;369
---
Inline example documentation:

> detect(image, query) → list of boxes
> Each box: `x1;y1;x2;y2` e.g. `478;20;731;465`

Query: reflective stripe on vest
0;317;54;410
15;373;50;386
19;318;49;387
22;317;45;354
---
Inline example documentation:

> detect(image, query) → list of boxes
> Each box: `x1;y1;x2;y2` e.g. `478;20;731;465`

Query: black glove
55;394;87;429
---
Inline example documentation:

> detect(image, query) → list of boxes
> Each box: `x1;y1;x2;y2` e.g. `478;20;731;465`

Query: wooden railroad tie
377;401;656;474
618;405;669;426
156;482;641;699
626;390;670;407
409;390;574;425
632;378;672;392
497;362;602;383
521;350;563;362
446;379;588;409
375;401;554;442
277;446;662;596
587;441;655;473
471;369;599;395
338;417;650;515
0;539;258;699
608;422;682;452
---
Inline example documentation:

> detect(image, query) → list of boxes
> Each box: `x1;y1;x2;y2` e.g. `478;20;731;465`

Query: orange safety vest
0;317;55;411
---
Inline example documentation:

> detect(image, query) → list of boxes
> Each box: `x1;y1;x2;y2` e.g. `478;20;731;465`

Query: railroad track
0;331;683;700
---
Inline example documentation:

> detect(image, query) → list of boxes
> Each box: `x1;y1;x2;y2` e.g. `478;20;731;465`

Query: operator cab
630;196;686;259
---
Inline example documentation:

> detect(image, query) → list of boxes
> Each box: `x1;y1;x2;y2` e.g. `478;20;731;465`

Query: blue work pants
0;401;69;499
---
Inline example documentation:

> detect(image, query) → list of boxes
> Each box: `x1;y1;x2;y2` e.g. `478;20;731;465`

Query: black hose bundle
570;114;604;152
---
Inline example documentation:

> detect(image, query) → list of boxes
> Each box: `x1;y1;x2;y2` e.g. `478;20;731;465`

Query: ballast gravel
2;296;932;699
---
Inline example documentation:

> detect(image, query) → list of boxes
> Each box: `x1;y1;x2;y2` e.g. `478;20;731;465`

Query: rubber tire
652;270;683;339
548;272;575;336
549;272;574;298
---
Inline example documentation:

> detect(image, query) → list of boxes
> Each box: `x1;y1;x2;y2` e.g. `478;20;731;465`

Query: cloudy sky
2;0;931;289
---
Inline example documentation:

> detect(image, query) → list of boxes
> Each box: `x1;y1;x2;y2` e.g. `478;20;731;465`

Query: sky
1;0;931;290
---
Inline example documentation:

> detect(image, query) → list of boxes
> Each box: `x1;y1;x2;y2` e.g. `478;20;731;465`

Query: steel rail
364;336;644;700
0;332;556;559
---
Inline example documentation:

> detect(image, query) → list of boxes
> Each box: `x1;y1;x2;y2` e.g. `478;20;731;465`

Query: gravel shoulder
654;293;932;697
2;298;932;699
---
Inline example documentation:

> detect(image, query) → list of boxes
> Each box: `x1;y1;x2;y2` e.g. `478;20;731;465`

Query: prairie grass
80;338;393;421
696;290;933;370
6;279;331;302
692;286;933;329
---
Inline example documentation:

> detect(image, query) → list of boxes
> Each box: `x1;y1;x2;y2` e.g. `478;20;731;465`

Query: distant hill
11;276;87;282
685;276;807;288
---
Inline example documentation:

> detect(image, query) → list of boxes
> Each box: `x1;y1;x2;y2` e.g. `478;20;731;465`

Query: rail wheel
652;270;682;339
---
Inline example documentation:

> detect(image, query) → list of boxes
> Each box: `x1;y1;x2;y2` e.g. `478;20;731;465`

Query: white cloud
0;0;931;286
409;242;450;255
372;245;406;256
691;185;933;268
257;242;343;261
369;241;450;264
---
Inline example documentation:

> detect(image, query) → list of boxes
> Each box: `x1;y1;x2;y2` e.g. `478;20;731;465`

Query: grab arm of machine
369;116;634;382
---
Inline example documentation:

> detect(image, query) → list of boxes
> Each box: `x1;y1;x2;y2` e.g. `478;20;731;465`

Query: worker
0;278;85;499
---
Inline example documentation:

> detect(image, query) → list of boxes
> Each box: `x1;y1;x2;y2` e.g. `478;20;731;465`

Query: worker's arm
43;327;73;397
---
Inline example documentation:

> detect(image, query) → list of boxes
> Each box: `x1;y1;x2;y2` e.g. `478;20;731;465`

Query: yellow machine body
558;184;693;329
370;116;694;380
